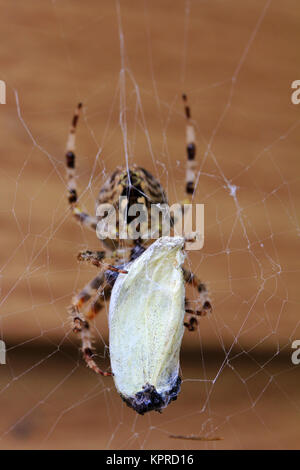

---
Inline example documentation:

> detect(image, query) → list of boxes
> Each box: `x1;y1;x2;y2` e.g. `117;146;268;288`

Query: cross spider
66;95;212;377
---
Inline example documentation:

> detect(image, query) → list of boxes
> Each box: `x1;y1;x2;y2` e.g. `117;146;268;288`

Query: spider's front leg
65;103;99;232
183;93;197;199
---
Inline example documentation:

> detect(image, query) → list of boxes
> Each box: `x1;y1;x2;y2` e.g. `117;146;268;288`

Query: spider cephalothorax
97;165;168;210
65;95;212;413
95;165;169;249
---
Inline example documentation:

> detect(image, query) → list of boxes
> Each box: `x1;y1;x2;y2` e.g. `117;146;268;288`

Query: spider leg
77;250;128;274
80;284;114;374
69;271;105;330
68;270;111;376
184;307;210;331
184;315;198;332
182;93;197;199
182;267;212;332
183;267;212;312
69;258;128;376
85;284;112;320
65;103;99;231
172;94;198;233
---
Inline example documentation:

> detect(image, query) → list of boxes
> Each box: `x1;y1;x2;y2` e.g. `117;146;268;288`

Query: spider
66;95;212;379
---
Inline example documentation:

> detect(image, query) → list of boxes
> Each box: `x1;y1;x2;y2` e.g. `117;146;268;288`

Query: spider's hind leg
69;270;112;376
183;267;212;332
184;306;210;331
183;268;212;313
69;258;128;376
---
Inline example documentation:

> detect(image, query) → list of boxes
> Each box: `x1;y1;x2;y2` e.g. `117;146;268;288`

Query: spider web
0;0;299;450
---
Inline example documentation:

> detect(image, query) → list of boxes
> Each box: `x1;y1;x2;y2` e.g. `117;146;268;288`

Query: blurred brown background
0;0;299;450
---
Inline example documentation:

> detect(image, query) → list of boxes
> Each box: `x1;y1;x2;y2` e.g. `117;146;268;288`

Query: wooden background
0;0;299;449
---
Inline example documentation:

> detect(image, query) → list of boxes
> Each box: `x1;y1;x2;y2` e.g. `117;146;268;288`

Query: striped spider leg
181;95;212;330
69;253;128;376
182;256;212;332
65;102;99;232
